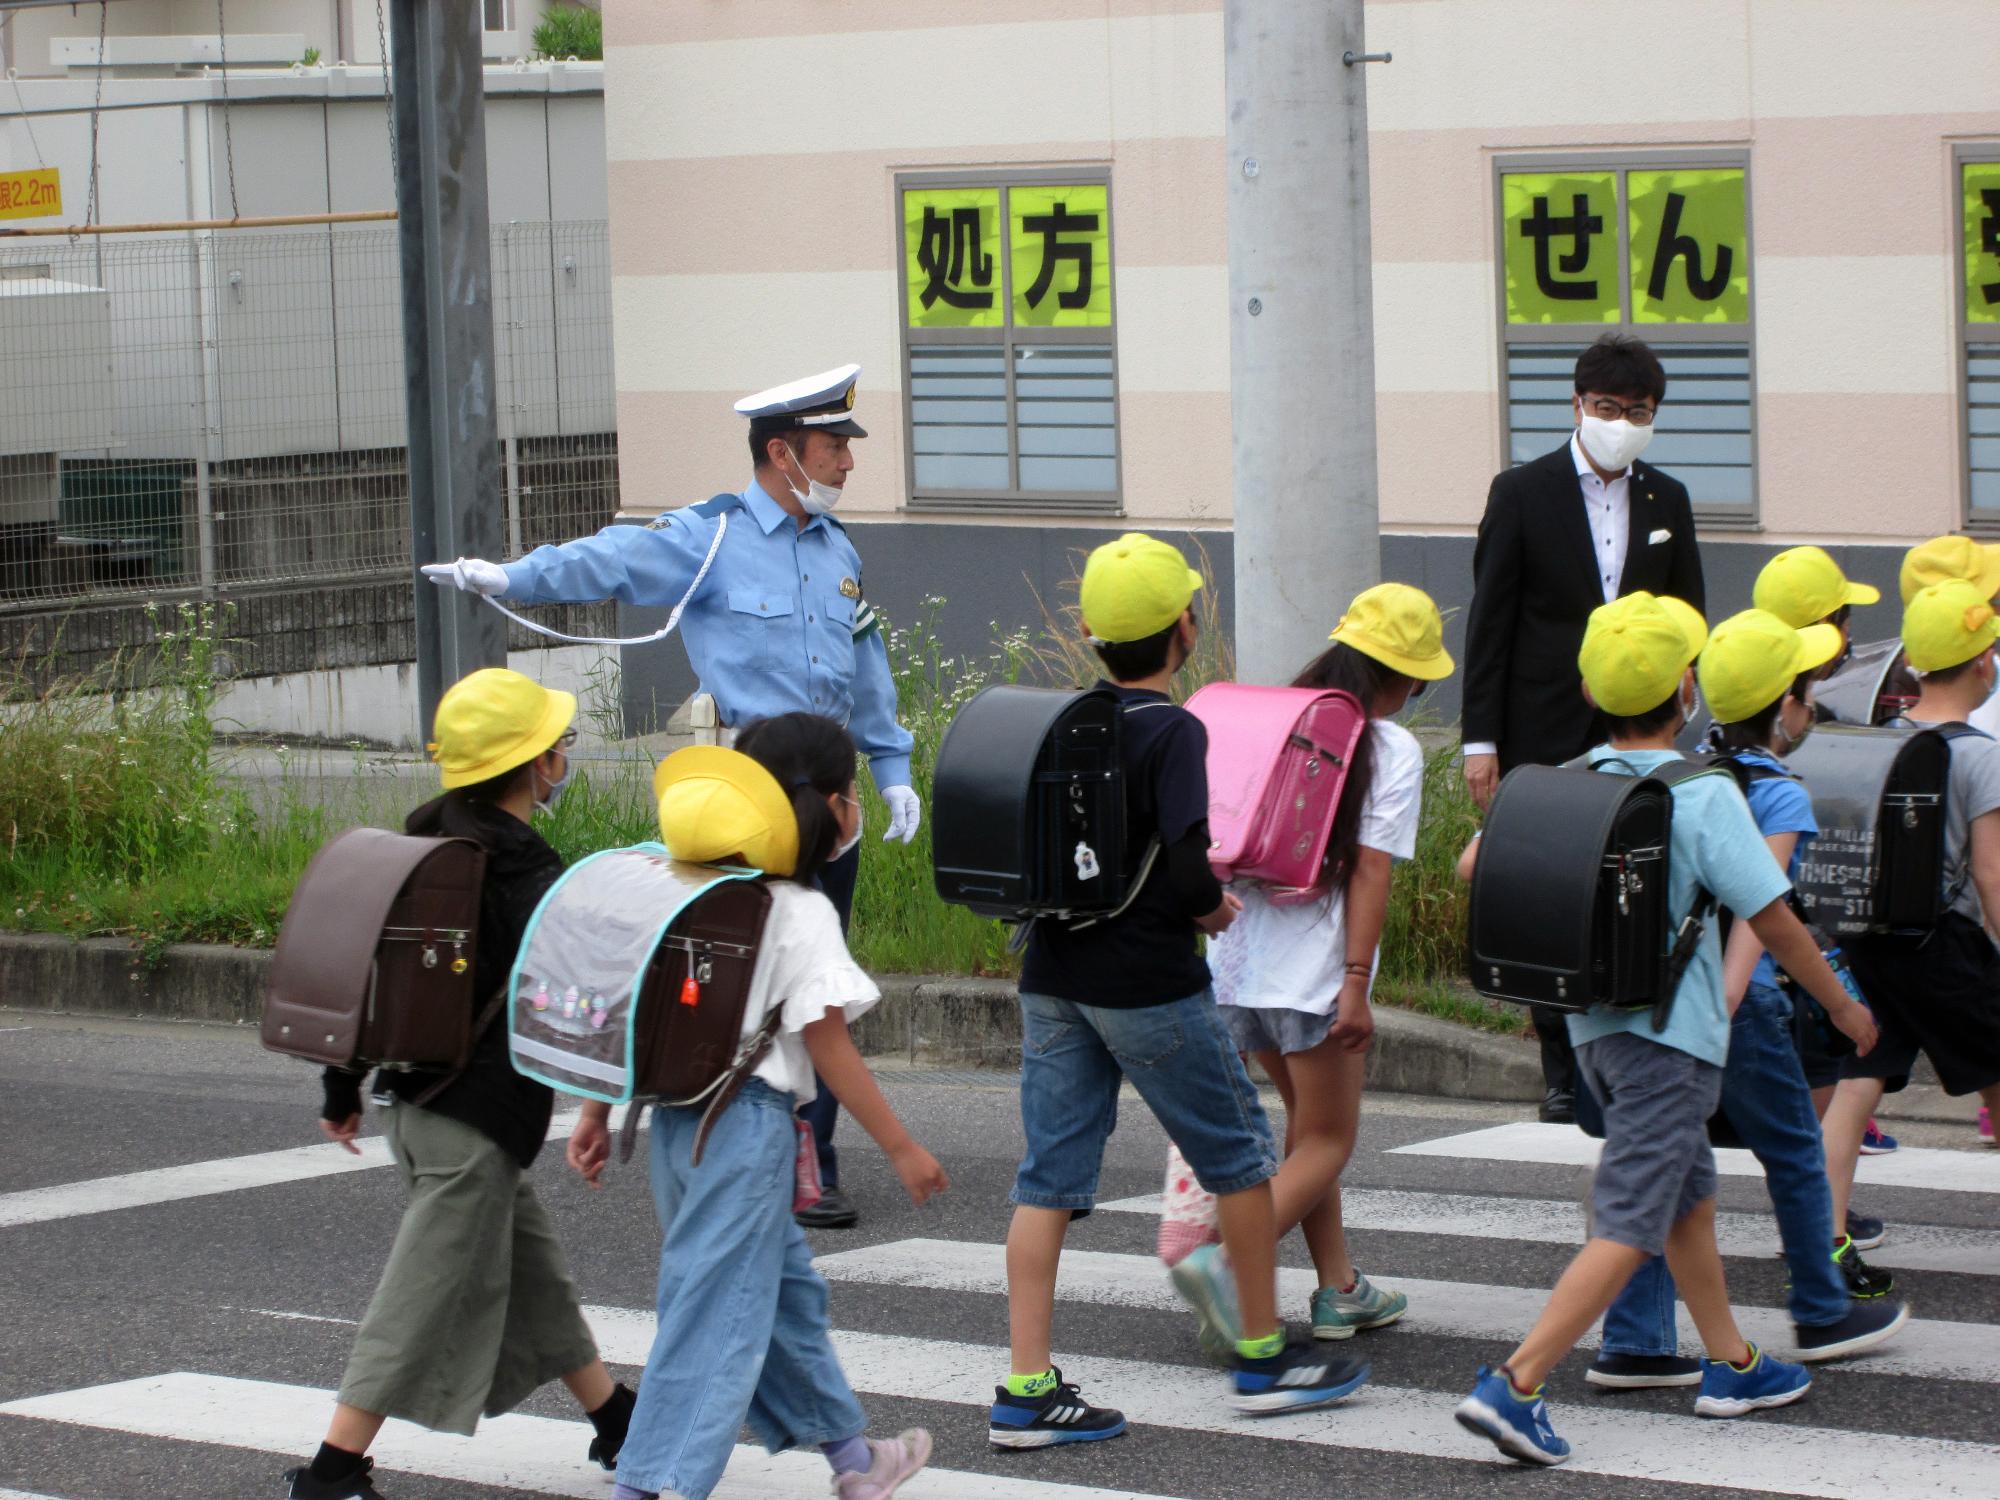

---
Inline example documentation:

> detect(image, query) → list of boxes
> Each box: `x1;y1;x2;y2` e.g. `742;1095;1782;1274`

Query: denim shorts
1575;1031;1724;1256
1012;988;1276;1212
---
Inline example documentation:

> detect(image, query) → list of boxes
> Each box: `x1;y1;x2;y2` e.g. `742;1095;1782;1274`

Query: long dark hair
1707;668;1820;756
732;712;857;887
1289;640;1409;891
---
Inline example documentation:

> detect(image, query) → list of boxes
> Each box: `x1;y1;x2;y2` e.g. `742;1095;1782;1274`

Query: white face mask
832;793;862;861
533;751;572;815
1578;412;1654;473
779;444;845;516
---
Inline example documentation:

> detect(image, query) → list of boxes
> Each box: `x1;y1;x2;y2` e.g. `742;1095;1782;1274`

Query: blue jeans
617;1080;866;1500
798;843;859;1186
1012;987;1276;1210
1601;985;1849;1354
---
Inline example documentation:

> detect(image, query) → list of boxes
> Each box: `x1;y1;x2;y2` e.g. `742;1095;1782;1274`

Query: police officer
424;364;916;1230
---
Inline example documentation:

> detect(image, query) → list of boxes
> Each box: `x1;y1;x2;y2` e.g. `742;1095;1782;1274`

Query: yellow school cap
1697;609;1844;725
1079;532;1204;645
1752;546;1880;628
1578;592;1709;717
428;667;576;790
1328;582;1455;681
1902;579;2000;674
652;746;800;877
1899;534;2000;606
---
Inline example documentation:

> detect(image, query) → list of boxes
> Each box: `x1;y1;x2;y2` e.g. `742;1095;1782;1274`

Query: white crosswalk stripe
1094;1184;2000;1276
5;1109;1996;1499
1393;1121;2000;1194
810;1237;2000;1383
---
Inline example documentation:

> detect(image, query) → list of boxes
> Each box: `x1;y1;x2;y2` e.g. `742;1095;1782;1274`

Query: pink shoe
1980;1106;1994;1147
833;1430;932;1500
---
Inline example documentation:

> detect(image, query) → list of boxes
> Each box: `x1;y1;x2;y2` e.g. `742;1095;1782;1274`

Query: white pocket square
1648;528;1672;545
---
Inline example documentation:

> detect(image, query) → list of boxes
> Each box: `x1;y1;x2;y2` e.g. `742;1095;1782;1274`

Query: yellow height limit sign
0;168;62;222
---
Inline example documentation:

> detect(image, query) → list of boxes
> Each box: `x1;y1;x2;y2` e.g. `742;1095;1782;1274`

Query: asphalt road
1;1010;1995;1500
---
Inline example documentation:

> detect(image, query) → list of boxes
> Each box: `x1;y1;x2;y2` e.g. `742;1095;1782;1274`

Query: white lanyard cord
477;511;731;648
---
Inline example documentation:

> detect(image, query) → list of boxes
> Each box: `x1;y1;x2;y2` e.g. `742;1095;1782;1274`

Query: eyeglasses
1580;394;1657;426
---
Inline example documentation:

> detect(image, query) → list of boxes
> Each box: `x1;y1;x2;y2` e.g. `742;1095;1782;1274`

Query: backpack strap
615;1004;786;1166
1919;721;1993;912
404;987;511;1110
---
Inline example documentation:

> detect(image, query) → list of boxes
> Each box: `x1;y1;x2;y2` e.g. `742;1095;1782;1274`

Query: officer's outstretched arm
850;623;915;796
498;512;721;607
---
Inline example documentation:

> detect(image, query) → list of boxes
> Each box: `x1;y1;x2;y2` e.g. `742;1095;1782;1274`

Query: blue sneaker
1455;1366;1570;1466
1168;1243;1241;1361
988;1369;1127;1449
1859;1119;1899;1155
1694;1345;1812;1417
1231;1341;1369;1415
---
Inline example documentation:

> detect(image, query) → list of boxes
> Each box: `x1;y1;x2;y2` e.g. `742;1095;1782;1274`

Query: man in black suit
1461;333;1704;1122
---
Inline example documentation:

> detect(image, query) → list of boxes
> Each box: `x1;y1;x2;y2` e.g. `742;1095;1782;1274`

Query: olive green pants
337;1102;599;1434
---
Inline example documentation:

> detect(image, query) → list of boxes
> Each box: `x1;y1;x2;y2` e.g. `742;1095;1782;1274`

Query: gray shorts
1219;1002;1336;1057
1575;1031;1724;1256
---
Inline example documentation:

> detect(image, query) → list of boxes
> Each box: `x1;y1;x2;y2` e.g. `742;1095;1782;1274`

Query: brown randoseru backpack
261;827;487;1071
506;844;773;1162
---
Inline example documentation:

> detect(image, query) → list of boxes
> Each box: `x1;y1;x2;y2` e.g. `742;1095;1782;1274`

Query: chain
214;0;240;219
80;0;106;232
6;67;48;174
376;0;397;170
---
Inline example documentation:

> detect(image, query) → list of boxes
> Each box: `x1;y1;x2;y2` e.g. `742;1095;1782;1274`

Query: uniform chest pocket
728;589;797;669
822;593;856;630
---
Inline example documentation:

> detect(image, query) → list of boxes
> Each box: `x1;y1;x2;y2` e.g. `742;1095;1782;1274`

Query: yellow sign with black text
1009;184;1111;327
0;168;61;222
1628;168;1748;324
903;186;1003;329
1964;162;2000;325
1501;172;1620;324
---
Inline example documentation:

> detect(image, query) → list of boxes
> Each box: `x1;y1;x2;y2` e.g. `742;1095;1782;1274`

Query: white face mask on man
1578;412;1654;473
778;442;845;516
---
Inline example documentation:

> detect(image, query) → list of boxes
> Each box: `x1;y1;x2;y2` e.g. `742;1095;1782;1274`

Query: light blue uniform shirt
500;479;914;790
1566;747;1792;1068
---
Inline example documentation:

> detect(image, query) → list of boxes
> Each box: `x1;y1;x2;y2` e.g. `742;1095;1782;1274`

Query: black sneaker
284;1459;384;1499
795;1186;859;1229
1833;1236;1894;1298
1231;1339;1370;1415
1584;1352;1703;1389
1795;1297;1909;1362
1845;1209;1886;1251
1539;1088;1576;1125
988;1369;1127;1449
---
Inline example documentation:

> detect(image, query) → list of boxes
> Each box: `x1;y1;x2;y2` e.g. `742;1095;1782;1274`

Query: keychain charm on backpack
1074;842;1101;881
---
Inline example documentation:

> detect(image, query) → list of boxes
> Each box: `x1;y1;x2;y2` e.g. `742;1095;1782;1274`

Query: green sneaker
1168;1244;1241;1362
1311;1271;1409;1339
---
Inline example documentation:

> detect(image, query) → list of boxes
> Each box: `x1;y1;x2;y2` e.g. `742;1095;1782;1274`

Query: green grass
0;569;1498;1024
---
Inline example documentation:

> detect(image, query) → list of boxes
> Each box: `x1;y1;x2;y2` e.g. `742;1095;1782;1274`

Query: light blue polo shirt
1566;747;1793;1068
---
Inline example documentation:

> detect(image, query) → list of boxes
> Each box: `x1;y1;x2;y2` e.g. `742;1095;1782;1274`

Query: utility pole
1225;0;1383;685
392;0;507;739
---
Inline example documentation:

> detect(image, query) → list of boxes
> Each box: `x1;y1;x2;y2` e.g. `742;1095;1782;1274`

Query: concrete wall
600;0;2000;548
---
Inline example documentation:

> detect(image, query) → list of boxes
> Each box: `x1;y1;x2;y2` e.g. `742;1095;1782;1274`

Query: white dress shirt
1462;431;1632;761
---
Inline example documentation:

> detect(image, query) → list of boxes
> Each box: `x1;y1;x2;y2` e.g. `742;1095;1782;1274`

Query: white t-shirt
1207;720;1425;1015
741;881;881;1104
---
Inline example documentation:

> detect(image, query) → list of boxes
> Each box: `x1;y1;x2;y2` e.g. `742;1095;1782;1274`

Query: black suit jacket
1462;441;1704;771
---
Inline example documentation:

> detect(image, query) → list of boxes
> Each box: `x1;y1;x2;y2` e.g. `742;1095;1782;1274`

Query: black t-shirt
321;792;562;1168
1019;683;1216;1008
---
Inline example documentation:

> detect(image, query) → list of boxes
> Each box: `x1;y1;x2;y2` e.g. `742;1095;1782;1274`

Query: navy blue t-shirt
1018;682;1215;1009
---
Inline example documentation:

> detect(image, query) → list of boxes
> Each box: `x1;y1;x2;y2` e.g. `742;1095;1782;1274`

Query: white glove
882;785;922;845
420;558;509;597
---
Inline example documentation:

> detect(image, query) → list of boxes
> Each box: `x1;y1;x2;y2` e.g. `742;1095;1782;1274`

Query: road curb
0;932;1543;1103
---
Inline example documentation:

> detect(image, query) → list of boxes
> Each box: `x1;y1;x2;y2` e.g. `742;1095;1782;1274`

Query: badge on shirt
839;576;861;599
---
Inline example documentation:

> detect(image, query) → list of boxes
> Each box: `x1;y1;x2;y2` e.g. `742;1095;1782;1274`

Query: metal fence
0;220;617;611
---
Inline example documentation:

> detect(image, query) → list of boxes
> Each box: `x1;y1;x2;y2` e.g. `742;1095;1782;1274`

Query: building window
1495;154;1755;523
1960;148;2000;522
896;170;1120;513
483;0;515;32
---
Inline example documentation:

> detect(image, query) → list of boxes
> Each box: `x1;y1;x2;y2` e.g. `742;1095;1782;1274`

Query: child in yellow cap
1898;534;2000;606
1454;594;1870;1465
1820;581;2000;1271
569;712;943;1500
1000;533;1370;1442
1752;545;1879;654
1204;583;1452;1345
290;666;634;1500
1589;610;1901;1394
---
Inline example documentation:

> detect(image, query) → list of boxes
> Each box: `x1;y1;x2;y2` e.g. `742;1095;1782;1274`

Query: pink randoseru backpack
1185;682;1367;903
